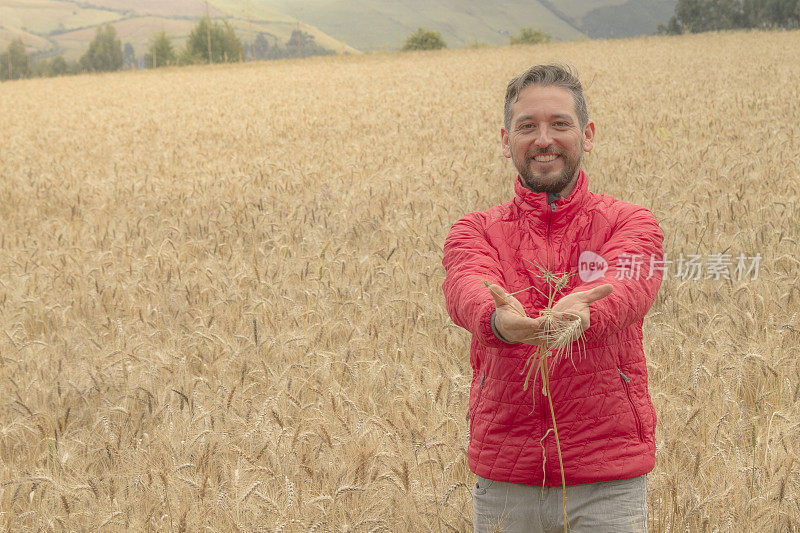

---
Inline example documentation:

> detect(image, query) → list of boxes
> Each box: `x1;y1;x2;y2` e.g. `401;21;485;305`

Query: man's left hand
551;284;613;336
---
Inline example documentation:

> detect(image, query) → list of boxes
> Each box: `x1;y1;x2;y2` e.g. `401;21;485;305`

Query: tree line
1;18;335;81
658;0;799;34
401;27;551;50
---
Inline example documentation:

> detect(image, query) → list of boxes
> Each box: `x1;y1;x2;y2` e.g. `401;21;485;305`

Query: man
441;64;663;532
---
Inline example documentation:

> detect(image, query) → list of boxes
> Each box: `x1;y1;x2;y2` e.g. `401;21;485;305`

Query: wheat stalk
486;265;586;532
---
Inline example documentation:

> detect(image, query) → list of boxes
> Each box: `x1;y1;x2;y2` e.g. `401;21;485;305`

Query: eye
519;123;535;131
553;121;569;128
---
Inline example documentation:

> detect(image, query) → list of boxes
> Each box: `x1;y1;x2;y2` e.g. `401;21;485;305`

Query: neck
558;174;579;197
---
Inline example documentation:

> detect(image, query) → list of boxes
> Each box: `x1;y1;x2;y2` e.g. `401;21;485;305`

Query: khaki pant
472;475;647;533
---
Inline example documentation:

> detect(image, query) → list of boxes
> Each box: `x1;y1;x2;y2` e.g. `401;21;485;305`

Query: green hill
0;0;678;59
566;0;678;38
250;0;677;49
252;0;582;50
0;0;358;60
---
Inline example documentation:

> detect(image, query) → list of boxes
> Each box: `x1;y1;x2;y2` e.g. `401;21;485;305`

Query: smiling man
442;64;664;532
503;82;593;198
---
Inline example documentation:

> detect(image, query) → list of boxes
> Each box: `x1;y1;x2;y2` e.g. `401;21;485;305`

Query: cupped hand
487;283;614;345
487;284;547;346
550;284;613;335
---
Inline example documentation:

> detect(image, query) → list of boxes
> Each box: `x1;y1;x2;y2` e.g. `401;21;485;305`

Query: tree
1;38;30;80
250;32;272;60
123;42;136;69
402;28;446;51
79;24;123;72
284;30;334;59
661;0;799;34
287;29;311;58
34;57;50;77
50;55;69;76
145;31;176;68
183;17;243;64
510;27;552;45
744;0;800;27
657;15;685;34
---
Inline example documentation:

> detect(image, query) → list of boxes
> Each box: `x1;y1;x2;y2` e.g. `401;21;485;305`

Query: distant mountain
252;0;582;50
0;0;677;59
560;0;678;38
250;0;677;50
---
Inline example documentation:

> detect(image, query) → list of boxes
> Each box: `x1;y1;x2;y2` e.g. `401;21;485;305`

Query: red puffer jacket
442;169;663;486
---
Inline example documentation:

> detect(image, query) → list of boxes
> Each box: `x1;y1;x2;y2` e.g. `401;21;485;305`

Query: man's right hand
487;284;548;346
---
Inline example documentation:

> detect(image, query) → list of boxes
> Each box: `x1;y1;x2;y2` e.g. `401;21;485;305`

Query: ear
501;128;511;158
582;121;595;153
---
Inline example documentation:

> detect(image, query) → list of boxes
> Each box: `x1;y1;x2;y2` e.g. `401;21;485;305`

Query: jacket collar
513;168;589;219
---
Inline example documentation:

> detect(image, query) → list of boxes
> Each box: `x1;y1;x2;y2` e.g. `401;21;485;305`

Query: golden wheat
0;29;799;531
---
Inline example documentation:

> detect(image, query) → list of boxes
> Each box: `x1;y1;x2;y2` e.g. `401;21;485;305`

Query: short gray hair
503;63;588;130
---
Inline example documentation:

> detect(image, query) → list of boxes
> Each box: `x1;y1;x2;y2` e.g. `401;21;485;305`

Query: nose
534;125;552;148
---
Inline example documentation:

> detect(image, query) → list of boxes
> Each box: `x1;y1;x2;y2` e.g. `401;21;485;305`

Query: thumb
487;283;526;317
487;284;511;308
579;283;613;303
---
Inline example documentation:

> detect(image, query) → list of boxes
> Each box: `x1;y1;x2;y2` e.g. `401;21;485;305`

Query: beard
514;146;582;195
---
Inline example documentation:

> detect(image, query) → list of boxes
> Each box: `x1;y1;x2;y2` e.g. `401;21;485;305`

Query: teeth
533;154;558;162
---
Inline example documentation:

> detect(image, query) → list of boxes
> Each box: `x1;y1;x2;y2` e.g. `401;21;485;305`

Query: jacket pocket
619;368;644;442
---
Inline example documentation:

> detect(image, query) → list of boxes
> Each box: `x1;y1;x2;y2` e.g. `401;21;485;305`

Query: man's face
501;85;595;196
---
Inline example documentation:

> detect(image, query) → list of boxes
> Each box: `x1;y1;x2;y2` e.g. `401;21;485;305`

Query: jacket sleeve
575;205;664;343
442;213;510;348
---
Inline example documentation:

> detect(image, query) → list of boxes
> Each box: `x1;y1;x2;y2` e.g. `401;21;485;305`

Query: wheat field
1;29;799;532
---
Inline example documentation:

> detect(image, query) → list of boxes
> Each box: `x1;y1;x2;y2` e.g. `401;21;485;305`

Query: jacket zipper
619;368;644;442
540;194;558;485
546;193;558;268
